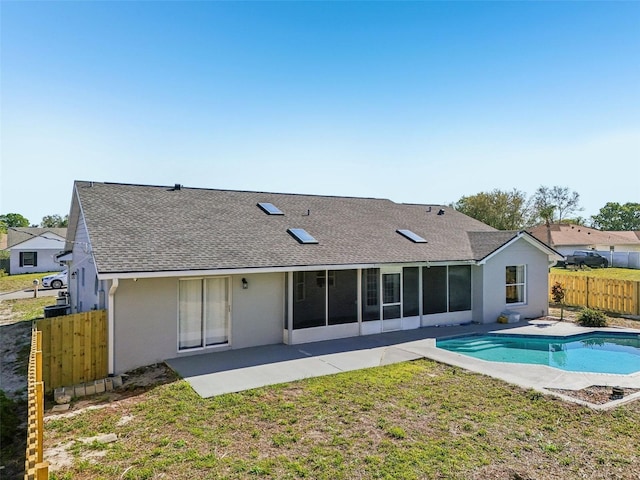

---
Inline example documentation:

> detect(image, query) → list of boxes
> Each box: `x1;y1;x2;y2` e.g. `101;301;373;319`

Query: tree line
0;213;68;233
451;185;639;231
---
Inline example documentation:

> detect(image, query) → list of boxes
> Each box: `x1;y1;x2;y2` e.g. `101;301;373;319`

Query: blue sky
1;1;638;225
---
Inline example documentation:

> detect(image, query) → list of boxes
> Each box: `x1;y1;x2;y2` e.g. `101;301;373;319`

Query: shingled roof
71;181;538;275
527;223;640;248
6;227;67;248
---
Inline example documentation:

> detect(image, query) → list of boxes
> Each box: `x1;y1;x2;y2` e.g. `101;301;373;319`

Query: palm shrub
577;307;607;327
550;281;566;320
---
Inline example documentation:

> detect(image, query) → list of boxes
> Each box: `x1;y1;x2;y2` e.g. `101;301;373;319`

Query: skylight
257;202;284;215
288;228;318;244
397;229;427;243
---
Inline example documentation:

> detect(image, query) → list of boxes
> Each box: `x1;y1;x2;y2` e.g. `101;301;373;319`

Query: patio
165;319;640;408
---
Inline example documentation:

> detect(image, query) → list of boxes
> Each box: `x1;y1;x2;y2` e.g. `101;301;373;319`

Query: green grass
0;271;58;293
46;361;640;479
550;267;640;281
1;296;56;322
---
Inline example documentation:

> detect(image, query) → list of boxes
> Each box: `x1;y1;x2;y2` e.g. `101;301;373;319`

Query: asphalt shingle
73;181;522;274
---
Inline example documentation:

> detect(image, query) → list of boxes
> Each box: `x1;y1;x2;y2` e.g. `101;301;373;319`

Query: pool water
436;333;640;375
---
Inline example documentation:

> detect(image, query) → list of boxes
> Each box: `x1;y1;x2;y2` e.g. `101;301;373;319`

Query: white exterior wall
69;214;100;313
9;235;66;274
480;238;550;324
112;273;284;374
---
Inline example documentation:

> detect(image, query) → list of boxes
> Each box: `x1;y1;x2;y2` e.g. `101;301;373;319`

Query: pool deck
167;318;640;409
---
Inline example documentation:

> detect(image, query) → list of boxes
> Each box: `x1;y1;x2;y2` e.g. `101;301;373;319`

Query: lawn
45;360;640;480
0;271;58;293
550;266;640;282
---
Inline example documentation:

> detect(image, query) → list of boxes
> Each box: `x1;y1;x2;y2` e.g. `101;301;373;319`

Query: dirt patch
44;363;178;417
547;385;640;405
0;320;32;398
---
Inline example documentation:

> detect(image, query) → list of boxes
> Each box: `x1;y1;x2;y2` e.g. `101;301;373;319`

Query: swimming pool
436;332;640;375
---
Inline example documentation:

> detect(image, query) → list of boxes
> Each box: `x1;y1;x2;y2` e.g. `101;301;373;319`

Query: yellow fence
549;273;640;316
36;310;108;393
24;328;49;480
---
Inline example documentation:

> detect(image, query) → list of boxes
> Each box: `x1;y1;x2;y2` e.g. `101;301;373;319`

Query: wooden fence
549;273;640;316
24;328;49;480
36;310;108;393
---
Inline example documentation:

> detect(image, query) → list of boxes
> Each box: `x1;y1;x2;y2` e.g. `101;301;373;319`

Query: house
62;181;562;375
5;227;67;275
528;223;640;269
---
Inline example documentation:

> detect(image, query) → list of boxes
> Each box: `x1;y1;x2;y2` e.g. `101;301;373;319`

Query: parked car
557;251;608;268
41;270;68;289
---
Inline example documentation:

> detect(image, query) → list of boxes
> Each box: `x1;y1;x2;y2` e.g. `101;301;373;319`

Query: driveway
0;287;64;301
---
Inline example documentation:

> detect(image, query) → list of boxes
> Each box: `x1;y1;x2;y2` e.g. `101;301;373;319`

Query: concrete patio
166;319;640;408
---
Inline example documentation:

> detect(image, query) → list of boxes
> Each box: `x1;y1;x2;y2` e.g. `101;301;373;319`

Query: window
328;270;357;325
423;265;471;314
178;278;229;350
257;202;284;215
448;266;471;312
288;228;318;244
19;252;37;267
396;229;427;243
423;266;447;314
506;265;526;304
292;269;358;328
403;267;420;316
292;271;325;329
295;272;305;302
362;268;380;321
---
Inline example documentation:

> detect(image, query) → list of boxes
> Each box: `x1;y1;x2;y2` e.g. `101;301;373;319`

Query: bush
577;307;607;327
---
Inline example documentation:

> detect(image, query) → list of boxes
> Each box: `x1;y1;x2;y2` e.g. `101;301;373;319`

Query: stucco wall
230;273;284;349
112;272;285;374
10;248;65;275
480;238;550;323
9;234;66;274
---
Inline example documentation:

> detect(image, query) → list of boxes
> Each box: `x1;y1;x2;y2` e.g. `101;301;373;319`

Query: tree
591;202;640;231
40;214;68;228
0;213;30;233
531;186;581;224
452;189;530;230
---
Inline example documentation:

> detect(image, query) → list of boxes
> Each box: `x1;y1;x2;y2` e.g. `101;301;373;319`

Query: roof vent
173;184;182;191
437;209;445;215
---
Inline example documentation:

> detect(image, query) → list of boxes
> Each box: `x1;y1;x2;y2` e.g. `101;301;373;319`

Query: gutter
97;260;477;281
108;278;119;375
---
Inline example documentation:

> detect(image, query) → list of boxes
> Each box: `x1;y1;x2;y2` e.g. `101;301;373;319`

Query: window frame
177;277;230;352
505;265;526;305
19;251;38;267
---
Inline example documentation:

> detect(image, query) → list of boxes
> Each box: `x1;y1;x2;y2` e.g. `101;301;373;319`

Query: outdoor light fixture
242;278;248;289
71;271;77;279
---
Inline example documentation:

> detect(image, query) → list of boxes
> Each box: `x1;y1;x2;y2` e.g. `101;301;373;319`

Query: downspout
108;278;119;375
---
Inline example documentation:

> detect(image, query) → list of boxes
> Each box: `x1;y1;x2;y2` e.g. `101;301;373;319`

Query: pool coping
415;319;640;410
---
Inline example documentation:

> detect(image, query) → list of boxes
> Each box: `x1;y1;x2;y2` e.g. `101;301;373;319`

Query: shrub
577;307;607;327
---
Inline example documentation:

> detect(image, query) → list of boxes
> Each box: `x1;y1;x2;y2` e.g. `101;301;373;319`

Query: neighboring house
528;223;640;269
5;228;67;275
62;181;562;376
